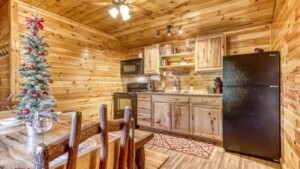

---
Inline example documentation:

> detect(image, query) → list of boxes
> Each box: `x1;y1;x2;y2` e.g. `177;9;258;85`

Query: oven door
121;59;144;76
113;93;138;127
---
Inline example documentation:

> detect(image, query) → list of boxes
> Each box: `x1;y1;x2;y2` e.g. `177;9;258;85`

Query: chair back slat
118;107;132;169
66;112;82;169
127;119;135;169
99;104;108;169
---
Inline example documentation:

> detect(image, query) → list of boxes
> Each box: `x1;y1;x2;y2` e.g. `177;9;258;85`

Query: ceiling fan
82;0;153;21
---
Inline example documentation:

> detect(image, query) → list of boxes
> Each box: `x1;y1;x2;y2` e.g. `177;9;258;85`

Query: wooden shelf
160;52;194;58
159;64;195;69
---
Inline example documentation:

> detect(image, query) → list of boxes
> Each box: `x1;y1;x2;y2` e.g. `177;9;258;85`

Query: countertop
118;91;223;97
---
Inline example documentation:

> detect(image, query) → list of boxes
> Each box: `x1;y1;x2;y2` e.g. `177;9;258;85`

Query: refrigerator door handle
270;85;279;88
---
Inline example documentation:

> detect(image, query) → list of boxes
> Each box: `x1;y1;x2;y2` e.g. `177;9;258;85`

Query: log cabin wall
0;0;10;110
10;1;129;120
271;0;300;168
126;25;271;93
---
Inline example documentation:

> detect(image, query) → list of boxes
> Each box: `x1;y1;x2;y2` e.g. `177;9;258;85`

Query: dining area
0;105;160;169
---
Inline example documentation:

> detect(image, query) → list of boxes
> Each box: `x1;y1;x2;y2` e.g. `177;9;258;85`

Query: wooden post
99;104;108;169
66;112;82;169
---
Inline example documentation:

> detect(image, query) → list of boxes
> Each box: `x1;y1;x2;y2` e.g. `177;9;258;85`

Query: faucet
174;76;181;93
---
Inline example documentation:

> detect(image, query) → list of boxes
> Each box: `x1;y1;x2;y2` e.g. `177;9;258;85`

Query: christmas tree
13;12;59;121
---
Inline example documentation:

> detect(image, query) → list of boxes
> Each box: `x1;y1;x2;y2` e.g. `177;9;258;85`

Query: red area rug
148;133;215;159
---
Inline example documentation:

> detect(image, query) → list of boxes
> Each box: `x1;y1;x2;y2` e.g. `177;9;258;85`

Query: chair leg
35;143;50;169
119;107;132;169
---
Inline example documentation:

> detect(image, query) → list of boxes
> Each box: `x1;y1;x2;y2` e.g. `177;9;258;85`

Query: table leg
135;146;145;169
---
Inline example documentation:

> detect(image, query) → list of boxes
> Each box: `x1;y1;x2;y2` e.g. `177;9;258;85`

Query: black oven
121;59;144;76
113;92;138;127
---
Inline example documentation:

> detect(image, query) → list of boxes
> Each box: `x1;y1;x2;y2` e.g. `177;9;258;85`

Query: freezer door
223;52;280;87
223;86;280;160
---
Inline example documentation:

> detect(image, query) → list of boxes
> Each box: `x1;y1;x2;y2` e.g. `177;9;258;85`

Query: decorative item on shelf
184;40;193;52
214;77;223;93
160;44;173;55
83;0;153;21
138;49;144;58
173;45;177;54
161;58;170;66
12;12;60;137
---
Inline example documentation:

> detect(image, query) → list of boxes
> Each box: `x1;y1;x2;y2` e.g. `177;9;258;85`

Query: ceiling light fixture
108;1;131;21
167;24;173;36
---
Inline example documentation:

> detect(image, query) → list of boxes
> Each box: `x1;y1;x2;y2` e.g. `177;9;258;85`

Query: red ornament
50;109;55;112
32;32;37;36
21;89;27;94
28;48;32;53
41;52;46;56
49;79;53;84
43;91;48;95
29;65;35;70
23;109;30;114
33;93;40;98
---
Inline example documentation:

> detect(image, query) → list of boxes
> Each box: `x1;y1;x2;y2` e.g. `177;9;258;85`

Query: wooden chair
35;111;82;169
34;105;135;169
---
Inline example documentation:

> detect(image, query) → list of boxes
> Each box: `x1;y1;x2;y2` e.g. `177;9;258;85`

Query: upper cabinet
195;34;224;72
144;44;160;75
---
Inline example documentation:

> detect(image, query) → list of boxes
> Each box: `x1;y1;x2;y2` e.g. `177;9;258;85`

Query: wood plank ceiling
21;0;276;48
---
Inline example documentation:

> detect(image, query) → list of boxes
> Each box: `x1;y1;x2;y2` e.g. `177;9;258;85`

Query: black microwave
121;59;144;76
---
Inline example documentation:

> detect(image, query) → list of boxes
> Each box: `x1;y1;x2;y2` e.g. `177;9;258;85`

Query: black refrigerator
223;51;280;161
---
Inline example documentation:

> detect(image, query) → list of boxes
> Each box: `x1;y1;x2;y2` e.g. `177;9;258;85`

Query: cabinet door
192;105;221;138
144;45;159;74
195;34;224;72
171;104;189;133
153;102;170;130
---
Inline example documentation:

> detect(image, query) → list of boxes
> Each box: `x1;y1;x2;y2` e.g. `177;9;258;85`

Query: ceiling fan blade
129;5;152;16
82;1;113;6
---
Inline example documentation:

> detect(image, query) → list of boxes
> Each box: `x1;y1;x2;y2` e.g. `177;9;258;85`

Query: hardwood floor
145;144;280;169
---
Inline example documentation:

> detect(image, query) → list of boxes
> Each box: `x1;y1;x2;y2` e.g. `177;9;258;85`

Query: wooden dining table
0;111;154;169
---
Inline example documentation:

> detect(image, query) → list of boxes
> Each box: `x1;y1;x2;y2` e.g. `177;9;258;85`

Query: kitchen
0;0;298;169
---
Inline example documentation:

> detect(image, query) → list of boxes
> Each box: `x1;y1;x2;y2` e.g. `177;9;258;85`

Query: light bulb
122;13;131;21
167;29;171;36
109;7;119;19
178;26;183;34
120;5;130;16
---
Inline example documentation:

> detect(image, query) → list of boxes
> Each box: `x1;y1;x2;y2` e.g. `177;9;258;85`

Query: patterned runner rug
148;133;215;159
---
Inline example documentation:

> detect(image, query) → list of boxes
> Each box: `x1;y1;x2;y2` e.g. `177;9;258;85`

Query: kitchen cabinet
137;94;152;127
190;96;222;141
195;34;224;72
144;44;160;75
191;105;221;140
171;104;190;134
153;102;171;130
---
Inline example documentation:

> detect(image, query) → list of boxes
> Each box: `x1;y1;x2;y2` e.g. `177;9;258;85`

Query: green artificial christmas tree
13;12;59;122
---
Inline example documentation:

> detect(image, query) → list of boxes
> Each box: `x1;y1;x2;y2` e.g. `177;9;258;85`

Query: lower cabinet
171;104;189;133
191;105;222;140
153;102;171;130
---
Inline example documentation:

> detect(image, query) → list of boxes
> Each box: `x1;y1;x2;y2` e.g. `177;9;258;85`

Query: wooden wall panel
225;24;271;55
0;1;10;111
271;0;300;168
11;1;129;120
